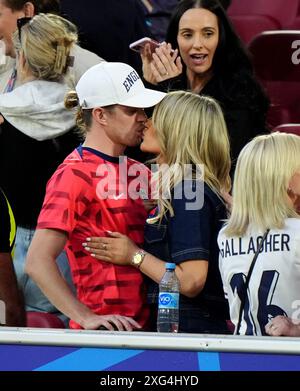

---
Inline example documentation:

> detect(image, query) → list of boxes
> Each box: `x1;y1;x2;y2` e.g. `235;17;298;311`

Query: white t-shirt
218;218;300;335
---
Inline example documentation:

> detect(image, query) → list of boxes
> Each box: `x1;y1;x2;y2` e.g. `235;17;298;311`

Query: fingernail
85;247;91;251
82;243;87;247
91;254;96;258
106;230;113;234
86;238;91;242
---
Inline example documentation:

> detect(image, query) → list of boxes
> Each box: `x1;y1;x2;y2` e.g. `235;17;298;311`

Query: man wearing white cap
26;62;165;331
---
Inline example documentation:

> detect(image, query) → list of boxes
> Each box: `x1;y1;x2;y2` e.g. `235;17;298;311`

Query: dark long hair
166;0;269;112
167;0;251;76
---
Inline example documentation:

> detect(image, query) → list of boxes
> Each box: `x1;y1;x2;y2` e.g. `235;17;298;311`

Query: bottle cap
165;263;176;270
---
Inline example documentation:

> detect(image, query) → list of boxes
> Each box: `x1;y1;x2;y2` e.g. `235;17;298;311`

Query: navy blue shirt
144;181;229;333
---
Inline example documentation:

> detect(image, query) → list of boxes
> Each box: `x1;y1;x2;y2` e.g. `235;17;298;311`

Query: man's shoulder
51;149;87;180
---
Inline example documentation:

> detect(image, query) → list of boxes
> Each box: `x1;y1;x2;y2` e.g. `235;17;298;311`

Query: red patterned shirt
38;147;150;329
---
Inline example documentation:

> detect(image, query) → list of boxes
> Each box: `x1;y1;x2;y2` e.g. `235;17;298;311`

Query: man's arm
26;229;141;331
0;253;25;327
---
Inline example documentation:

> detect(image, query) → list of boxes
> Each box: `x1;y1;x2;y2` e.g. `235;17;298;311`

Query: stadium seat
26;311;65;328
228;0;299;28
230;15;280;44
248;31;300;128
287;1;300;29
273;124;300;136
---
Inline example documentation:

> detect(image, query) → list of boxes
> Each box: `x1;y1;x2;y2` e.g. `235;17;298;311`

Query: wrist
130;249;146;269
290;324;300;337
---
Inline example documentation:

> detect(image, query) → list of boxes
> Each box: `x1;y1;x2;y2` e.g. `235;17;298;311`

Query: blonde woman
83;90;232;334
218;132;300;336
0;13;80;322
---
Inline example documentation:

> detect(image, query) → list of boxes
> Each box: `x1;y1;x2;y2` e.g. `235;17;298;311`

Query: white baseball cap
76;62;166;109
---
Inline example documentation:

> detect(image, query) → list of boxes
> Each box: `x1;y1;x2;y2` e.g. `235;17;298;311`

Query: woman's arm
140;253;208;298
83;232;208;298
84;183;216;298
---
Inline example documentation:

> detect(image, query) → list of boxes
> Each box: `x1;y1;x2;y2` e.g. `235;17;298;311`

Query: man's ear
23;2;35;17
92;107;107;125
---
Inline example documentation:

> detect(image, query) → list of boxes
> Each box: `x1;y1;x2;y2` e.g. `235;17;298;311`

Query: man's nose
137;108;147;120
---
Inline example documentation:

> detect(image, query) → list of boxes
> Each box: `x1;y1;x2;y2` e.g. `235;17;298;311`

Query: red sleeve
37;165;89;234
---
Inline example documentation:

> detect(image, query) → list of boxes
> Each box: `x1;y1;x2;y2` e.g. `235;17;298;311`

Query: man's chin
127;139;142;148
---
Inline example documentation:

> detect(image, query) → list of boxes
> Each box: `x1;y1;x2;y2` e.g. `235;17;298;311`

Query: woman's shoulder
284;218;300;233
172;180;225;211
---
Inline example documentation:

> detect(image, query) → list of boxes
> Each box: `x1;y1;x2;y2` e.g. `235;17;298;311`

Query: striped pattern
38;148;150;329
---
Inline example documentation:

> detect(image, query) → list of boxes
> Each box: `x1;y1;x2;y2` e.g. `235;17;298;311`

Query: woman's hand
265;316;300;337
83;232;140;265
143;198;157;212
141;42;183;84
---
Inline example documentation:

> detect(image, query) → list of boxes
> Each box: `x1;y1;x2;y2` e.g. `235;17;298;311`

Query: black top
0;121;80;228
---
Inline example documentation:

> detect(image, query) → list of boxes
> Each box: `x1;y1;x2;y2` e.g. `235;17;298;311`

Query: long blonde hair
14;13;77;81
151;91;231;221
225;132;300;237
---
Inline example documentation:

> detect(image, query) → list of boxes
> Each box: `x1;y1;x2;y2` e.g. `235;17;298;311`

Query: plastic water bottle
157;263;180;333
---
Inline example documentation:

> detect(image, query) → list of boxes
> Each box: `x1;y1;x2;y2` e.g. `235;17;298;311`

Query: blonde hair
150;91;231;221
14;13;78;81
64;92;117;137
64;91;92;137
225;132;300;237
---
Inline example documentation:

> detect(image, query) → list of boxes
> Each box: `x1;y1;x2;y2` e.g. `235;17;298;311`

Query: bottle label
158;292;179;309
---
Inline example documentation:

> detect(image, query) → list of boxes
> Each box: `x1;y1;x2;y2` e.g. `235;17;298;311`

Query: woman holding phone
140;0;269;164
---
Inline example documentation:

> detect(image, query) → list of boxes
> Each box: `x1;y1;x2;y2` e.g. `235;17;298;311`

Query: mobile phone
129;37;161;53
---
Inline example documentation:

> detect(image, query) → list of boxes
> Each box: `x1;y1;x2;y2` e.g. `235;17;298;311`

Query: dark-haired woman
141;0;269;163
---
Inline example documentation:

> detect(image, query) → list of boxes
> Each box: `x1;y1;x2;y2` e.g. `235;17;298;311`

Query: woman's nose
192;36;204;49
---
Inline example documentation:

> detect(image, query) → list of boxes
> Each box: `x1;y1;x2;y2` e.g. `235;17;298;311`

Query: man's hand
82;314;142;331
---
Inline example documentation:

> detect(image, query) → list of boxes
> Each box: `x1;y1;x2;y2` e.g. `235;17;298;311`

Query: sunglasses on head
17;17;32;42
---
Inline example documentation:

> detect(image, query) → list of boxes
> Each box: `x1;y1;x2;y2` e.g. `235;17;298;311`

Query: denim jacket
144;181;230;333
